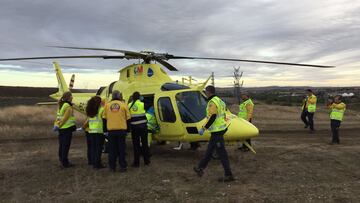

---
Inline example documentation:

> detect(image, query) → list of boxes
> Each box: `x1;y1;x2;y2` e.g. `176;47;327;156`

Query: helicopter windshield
175;91;207;123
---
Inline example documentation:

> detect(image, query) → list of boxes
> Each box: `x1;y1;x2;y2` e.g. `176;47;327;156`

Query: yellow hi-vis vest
129;100;147;125
57;102;76;129
146;112;157;131
307;95;317;113
238;98;254;119
330;102;346;121
206;96;227;132
88;107;104;134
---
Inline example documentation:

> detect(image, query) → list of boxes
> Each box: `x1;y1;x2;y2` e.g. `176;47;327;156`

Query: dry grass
0;105;86;139
0;104;360;202
1;103;359;140
229;102;360;131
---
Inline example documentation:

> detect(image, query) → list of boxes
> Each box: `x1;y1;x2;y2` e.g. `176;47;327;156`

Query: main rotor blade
155;58;178;71
50;46;146;57
168;56;334;68
0;55;125;61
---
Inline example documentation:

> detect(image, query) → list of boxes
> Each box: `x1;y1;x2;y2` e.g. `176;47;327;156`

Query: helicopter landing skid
173;142;183;150
243;141;256;154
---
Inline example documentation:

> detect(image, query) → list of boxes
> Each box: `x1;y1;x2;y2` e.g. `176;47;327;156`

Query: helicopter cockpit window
176;91;207;123
161;83;190;91
157;97;176;123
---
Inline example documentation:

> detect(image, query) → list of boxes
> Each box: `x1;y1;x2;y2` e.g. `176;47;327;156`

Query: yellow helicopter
0;46;334;153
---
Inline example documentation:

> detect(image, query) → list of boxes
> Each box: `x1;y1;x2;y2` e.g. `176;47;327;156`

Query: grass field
1;103;360;202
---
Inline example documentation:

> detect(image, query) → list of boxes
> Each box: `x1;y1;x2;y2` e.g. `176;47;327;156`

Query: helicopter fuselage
51;62;259;143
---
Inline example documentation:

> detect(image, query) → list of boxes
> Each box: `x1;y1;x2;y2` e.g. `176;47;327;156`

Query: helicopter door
155;95;184;138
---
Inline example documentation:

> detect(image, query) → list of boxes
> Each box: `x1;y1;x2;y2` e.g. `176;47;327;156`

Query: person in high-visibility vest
146;106;158;147
129;91;150;167
194;85;234;182
103;90;131;172
53;91;76;168
327;95;346;144
82;96;106;169
237;93;254;151
81;98;107;165
301;89;317;133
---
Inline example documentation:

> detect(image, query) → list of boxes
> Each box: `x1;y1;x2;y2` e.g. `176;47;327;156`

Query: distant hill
0;86;96;107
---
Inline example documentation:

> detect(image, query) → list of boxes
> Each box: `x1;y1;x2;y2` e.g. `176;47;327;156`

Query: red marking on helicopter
134;65;144;75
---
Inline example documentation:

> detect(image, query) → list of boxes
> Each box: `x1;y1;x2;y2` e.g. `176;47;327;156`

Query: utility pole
211;72;215;87
233;67;243;104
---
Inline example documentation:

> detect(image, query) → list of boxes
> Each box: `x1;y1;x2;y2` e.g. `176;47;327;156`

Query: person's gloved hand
76;127;83;131
53;126;59;132
199;128;205;136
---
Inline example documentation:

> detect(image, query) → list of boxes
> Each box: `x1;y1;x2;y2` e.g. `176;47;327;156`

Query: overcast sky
0;0;359;88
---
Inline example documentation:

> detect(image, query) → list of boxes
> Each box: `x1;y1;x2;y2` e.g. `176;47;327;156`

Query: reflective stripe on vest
129;100;147;125
238;99;254;119
88;107;104;134
307;95;317;113
57;102;76;129
330;103;345;121
207;96;227;132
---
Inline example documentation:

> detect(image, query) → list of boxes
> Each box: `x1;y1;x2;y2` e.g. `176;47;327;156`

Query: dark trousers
331;119;341;143
58;129;73;167
85;132;93;165
198;129;233;176
91;133;104;168
301;110;314;130
131;123;150;165
108;130;127;170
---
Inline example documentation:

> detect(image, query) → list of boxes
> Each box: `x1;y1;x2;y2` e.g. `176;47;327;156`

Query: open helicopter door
154;92;185;139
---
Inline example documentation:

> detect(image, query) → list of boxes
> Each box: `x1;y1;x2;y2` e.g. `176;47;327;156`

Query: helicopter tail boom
49;61;70;100
53;61;70;94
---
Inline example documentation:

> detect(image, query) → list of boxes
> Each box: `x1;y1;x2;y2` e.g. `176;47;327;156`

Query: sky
0;0;359;88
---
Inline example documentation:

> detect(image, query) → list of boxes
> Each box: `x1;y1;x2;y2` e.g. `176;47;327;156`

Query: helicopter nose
225;117;259;140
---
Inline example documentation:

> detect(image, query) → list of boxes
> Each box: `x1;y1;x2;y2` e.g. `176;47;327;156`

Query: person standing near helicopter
53;91;76;168
103;91;130;172
301;89;317;133
327;95;346;144
237;92;254;151
129;91;151;167
193;85;234;182
83;96;106;169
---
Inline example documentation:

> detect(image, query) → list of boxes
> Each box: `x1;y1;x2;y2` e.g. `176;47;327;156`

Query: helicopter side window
96;86;106;96
157;97;176;123
107;81;117;98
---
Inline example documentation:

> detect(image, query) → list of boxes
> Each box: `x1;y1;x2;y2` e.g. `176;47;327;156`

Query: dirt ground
0;105;360;202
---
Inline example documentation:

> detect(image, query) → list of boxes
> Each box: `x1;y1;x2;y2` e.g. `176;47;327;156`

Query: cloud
0;0;360;88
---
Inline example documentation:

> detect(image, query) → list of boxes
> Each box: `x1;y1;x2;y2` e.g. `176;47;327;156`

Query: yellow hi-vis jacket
55;102;76;129
329;102;346;121
206;96;228;132
303;94;317;113
238;98;254;121
103;100;130;131
88;107;104;134
146;112;158;131
129;100;147;125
